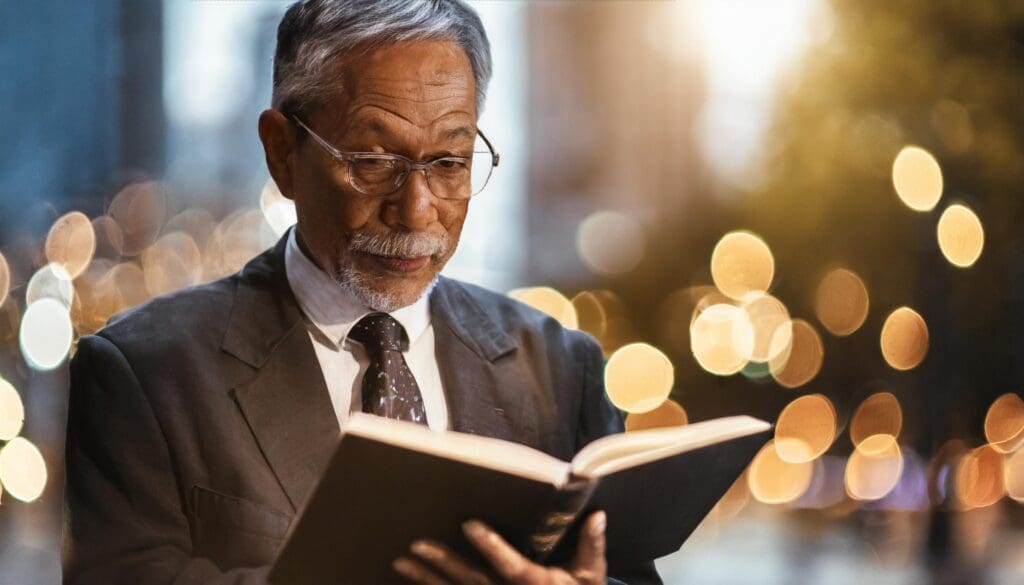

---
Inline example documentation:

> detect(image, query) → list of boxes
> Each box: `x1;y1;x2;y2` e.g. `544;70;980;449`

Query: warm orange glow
1005;448;1024;503
19;298;74;371
956;444;1005;510
91;215;125;259
748;440;814;504
572;291;607;341
845;435;903;501
26;263;74;308
0;377;25;441
775;394;837;463
690;303;754;375
215;209;276;275
625;399;688;432
604;343;674;414
107;181;169;256
880;307;929;370
814;268;869;336
850;392;903;450
740;292;792;363
892;145;943;211
0;437;47;503
936;203;984;268
984;393;1024;454
576;211;645;276
509;287;578;329
45;211;96;279
142;232;203;297
710;231;774;300
769;319;823;388
0;251;9;308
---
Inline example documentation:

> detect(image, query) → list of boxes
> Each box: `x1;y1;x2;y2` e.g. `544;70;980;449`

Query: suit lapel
430;277;521;441
223;234;339;512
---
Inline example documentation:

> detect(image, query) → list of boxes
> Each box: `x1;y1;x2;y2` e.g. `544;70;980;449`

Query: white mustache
349;231;449;259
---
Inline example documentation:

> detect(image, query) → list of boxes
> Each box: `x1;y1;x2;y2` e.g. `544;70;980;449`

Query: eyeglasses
291;116;499;200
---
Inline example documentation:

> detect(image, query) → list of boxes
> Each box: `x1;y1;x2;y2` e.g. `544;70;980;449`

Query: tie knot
347;312;409;353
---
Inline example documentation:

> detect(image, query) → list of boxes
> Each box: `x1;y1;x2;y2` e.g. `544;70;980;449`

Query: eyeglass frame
290;115;500;199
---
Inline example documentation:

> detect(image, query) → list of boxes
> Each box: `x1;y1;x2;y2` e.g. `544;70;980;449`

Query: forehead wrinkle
346;102;474;139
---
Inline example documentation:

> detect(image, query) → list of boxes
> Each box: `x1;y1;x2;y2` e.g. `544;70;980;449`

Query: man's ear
258;109;298;201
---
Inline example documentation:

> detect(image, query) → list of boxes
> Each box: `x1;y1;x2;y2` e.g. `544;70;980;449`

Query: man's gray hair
272;0;492;117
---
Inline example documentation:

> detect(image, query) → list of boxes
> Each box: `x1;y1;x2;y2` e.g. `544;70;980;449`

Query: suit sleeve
574;335;664;585
63;334;270;585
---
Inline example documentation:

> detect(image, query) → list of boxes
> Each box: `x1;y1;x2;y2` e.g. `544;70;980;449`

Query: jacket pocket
188;484;293;570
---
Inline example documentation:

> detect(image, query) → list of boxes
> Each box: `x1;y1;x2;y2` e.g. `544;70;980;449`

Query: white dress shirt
283;227;449;431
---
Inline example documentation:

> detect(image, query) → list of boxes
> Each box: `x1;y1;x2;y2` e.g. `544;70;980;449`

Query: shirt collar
283;226;431;349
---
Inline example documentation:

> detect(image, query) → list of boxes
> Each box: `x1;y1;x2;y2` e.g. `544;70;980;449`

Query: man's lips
364;253;431;273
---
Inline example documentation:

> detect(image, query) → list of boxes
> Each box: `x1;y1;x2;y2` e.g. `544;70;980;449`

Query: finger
410;539;493;585
393;555;451;585
462;519;540;584
570;511;607;584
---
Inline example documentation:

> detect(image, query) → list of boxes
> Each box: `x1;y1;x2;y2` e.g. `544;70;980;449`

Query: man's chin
336;265;439;312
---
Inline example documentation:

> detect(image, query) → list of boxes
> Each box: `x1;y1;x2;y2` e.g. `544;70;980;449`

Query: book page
571;415;771;478
343;413;572;486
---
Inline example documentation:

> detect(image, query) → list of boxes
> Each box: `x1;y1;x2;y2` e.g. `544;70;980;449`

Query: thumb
570;511;607;583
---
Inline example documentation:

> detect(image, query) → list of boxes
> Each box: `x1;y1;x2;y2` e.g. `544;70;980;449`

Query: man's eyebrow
440;125;475;141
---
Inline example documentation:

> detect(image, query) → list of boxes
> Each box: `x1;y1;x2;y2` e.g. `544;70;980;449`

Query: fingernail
411;540;442;560
462;519;487;540
590;511;607;537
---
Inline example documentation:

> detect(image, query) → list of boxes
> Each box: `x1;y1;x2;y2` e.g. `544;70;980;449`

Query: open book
270;413;772;584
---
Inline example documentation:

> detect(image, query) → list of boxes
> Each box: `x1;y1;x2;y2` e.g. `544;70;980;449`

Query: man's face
286;40;477;311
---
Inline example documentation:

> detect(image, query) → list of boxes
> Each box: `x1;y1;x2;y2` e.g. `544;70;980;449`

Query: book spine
525;476;597;562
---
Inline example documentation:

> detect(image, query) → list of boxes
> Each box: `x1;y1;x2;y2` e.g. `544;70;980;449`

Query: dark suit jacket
63;234;662;585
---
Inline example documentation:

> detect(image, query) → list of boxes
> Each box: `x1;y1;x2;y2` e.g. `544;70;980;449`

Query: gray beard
335;264;439;312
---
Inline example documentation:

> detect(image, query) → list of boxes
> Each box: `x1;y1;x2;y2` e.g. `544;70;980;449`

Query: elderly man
63;1;662;584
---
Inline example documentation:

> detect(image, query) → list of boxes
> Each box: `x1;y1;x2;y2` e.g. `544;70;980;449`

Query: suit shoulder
97;274;238;352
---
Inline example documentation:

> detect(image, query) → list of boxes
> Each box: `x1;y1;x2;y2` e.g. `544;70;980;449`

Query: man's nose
383;169;438;232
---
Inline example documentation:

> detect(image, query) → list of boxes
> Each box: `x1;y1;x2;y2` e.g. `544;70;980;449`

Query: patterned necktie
347;312;428;426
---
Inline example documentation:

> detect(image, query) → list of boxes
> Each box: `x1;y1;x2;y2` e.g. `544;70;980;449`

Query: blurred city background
1;0;1023;583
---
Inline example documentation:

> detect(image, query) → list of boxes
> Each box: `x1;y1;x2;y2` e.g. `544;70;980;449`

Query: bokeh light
142;231;203;297
710;231;774;300
107;180;169;256
850;392;903;450
0;437;47;503
955;444;1005;510
984;393;1024;454
892;145;943;211
508;286;578;329
45;211;96;279
769;318;823;388
0;251;9;308
936;203;984;268
26;263;74;309
879;306;929;370
576;211;646;276
748;440;814;504
625;398;688;432
845;435;903;501
690;302;755;376
91;215;125;259
19;298;74;371
0;377;25;441
814;267;869;336
774;394;837;463
260;178;297;237
740;292;792;363
1005;448;1024;503
604;342;674;413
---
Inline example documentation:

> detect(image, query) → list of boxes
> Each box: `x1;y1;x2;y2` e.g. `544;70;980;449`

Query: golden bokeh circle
690;303;754;376
936;204;984;268
142;231;203;298
984;393;1024;454
509;287;578;330
0;377;25;441
892;145;943;212
45;211;96;279
576;211;645;276
107;181;168;256
26;263;75;308
769;319;824;389
850;392;903;450
572;291;608;342
710;231;774;300
604;343;674;414
814;268;869;336
880;307;929;370
845;435;903;501
0;251;9;308
0;436;48;503
741;293;793;363
956;444;1005;510
19;297;74;371
1005;448;1024;503
748;440;814;504
91;215;125;259
625;399;688;432
775;394;837;463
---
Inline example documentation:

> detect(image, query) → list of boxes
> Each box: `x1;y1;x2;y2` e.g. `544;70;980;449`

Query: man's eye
434;159;467;170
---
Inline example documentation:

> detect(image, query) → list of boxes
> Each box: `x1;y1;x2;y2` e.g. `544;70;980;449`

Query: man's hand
392;511;608;585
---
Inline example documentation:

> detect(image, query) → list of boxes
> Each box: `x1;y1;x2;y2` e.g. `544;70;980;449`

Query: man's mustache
348;230;449;259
